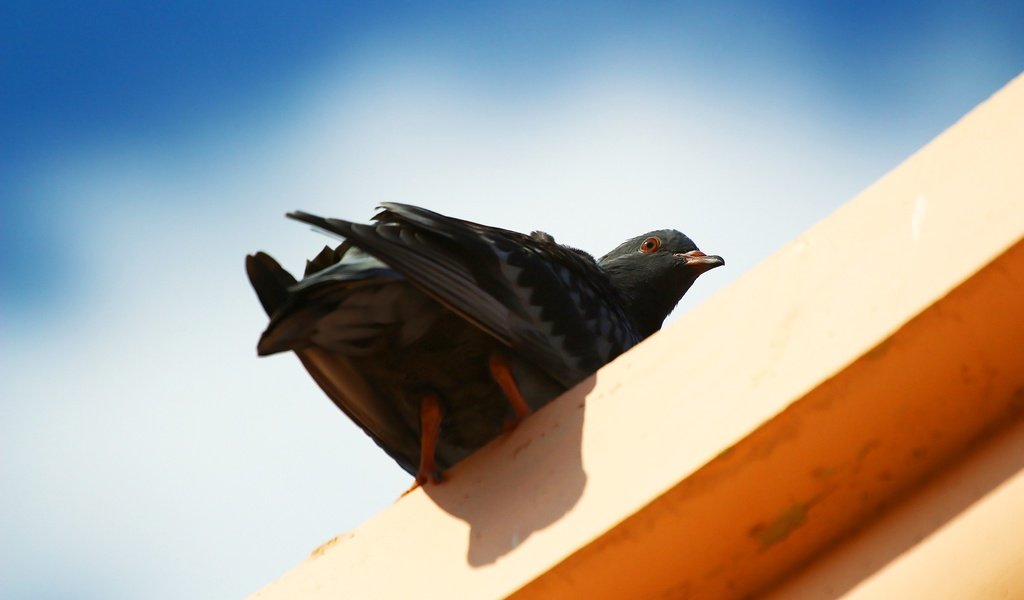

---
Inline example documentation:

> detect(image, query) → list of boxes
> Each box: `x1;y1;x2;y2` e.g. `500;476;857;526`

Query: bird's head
599;229;724;339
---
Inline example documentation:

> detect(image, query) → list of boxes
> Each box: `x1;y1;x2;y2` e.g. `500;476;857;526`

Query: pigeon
246;203;723;484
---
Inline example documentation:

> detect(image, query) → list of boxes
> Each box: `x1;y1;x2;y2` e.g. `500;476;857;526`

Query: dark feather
248;204;723;477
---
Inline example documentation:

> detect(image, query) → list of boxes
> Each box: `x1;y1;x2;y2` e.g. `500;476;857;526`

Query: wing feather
288;205;638;386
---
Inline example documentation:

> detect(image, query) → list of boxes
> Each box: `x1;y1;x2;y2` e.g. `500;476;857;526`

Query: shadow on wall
424;374;595;566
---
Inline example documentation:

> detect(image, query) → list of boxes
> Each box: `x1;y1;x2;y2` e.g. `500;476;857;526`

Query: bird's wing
254;248;404;355
288;203;639;386
246;251;424;476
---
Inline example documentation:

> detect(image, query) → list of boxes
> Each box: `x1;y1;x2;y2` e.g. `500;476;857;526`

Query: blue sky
2;2;1023;599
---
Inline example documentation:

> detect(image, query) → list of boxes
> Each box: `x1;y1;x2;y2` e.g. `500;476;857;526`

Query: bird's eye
639;237;661;254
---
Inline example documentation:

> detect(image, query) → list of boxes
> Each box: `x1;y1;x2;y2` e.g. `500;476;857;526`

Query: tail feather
304;243;350;277
245;252;297;316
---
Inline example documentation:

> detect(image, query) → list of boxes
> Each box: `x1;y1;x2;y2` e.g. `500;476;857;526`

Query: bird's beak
674;250;725;273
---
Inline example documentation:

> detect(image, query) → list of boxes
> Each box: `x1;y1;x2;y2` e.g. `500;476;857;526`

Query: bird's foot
400;469;441;498
413;393;443;489
489;354;532;430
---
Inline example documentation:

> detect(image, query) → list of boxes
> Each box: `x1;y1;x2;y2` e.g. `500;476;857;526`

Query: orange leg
415;394;442;486
489;353;532;428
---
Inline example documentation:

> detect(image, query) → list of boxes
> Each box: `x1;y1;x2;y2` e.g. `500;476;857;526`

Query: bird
246;203;723;485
